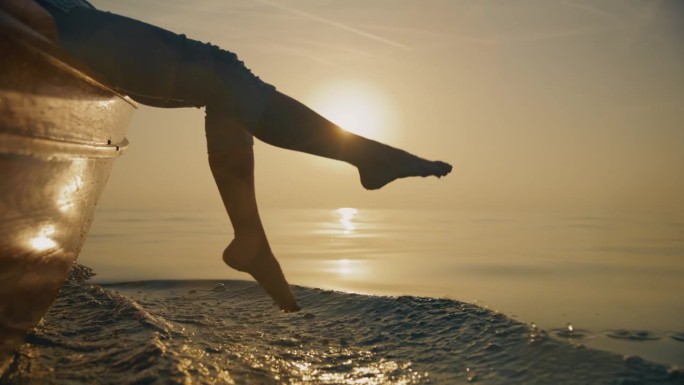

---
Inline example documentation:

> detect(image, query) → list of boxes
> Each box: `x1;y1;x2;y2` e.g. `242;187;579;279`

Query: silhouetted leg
254;92;453;190
205;108;299;312
44;5;451;310
46;7;301;311
46;5;452;190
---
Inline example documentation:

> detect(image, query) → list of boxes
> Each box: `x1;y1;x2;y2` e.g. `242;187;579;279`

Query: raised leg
46;6;452;191
254;92;453;190
207;146;300;312
43;4;451;311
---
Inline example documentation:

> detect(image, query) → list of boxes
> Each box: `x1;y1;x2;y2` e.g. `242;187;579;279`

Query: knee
204;107;254;156
201;48;276;134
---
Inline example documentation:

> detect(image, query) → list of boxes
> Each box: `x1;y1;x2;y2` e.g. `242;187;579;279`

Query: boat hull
0;10;134;373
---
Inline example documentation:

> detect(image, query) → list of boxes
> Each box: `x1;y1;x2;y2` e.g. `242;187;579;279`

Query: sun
307;80;396;141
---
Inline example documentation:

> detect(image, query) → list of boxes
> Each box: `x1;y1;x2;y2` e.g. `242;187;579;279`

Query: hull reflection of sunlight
56;159;87;214
29;224;57;252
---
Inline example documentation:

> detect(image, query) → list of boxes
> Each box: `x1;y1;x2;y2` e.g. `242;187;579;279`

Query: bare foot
223;235;300;312
357;146;452;190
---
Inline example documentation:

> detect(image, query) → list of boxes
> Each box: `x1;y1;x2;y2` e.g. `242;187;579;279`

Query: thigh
49;6;275;133
50;7;218;108
205;104;254;154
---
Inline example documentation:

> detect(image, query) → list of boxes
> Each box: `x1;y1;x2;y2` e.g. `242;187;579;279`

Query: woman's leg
48;6;452;190
43;6;300;310
255;92;452;190
44;6;451;310
206;108;299;312
207;148;299;312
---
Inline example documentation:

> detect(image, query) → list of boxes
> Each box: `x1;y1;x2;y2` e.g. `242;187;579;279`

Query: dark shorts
40;3;276;152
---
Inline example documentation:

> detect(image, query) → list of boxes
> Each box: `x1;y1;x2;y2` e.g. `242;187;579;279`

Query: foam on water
1;265;682;384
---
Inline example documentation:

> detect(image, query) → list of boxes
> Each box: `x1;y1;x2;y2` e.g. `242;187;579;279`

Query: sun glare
308;80;396;140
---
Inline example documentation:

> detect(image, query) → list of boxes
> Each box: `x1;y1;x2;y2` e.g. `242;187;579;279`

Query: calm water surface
79;208;684;366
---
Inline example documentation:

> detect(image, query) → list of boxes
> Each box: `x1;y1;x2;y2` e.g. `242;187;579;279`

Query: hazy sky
91;0;683;215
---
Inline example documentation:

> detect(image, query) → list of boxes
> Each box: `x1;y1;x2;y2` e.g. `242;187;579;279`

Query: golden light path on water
337;207;357;233
321;208;372;280
233;205;427;385
285;355;424;385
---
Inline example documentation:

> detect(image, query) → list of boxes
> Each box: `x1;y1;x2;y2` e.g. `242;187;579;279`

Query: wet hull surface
0;10;134;373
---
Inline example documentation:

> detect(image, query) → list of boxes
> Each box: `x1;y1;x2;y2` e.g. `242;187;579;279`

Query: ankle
340;134;377;166
233;229;267;243
223;234;271;265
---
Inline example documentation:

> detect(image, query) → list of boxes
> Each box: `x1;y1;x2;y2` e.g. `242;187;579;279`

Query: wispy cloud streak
254;0;412;51
557;0;623;24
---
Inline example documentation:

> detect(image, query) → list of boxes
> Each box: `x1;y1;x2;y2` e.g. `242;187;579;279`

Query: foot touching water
223;235;300;312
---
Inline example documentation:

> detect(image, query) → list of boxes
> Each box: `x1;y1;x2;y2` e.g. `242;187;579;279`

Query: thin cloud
557;0;624;24
254;0;412;51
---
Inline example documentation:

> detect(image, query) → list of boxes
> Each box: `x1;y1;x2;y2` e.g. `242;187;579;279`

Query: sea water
2;208;683;384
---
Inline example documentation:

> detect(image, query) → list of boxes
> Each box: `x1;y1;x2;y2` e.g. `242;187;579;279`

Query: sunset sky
91;0;683;215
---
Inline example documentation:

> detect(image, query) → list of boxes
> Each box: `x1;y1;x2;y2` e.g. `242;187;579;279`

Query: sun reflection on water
324;258;371;280
337;207;358;234
282;348;425;385
337;259;353;275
